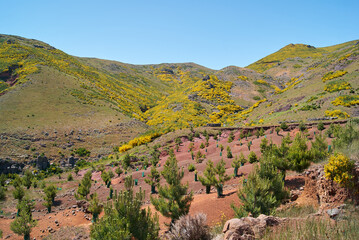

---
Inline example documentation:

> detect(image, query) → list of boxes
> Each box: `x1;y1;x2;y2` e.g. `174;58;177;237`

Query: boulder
0;159;24;174
68;156;78;167
36;155;50;170
223;215;283;240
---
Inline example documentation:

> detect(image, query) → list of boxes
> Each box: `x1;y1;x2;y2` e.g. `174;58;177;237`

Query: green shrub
226;146;233;158
91;175;159;239
248;151;258;163
188;164;196;172
74;148;91;157
67;173;73;181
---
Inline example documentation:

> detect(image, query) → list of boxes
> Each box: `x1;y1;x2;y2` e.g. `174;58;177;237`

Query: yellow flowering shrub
192;75;233;104
325;109;350;119
273;75;303;94
331;95;359;107
324;80;352;92
254;79;270;86
322;70;348;82
324;153;354;187
237;75;248;81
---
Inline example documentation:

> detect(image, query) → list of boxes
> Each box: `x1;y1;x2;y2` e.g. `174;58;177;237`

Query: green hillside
246;40;358;73
0;33;358;136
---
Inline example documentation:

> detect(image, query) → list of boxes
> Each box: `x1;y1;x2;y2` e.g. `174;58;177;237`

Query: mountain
0;34;358;135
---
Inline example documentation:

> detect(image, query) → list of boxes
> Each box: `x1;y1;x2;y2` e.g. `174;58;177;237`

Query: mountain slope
0;34;358;135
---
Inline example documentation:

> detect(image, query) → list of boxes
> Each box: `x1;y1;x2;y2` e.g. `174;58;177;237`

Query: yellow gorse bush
325;110;350;119
322;70;348;82
324;153;354;187
324;80;352;92
331;95;359;107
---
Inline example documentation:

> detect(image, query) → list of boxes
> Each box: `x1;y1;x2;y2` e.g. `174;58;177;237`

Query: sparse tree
0;174;7;186
310;133;328;162
198;160;216;194
298;121;306;132
317;121;325;131
275;126;281;135
227;146;233;159
74;166;80;176
231;161;288;218
115;167;123;177
231;156;241;177
90;175;159;239
145;166;161;194
13;185;25;203
0;186;6;200
22;170;33;189
75;171;92;200
280;122;289;131
43;185;57;212
67;173;73;181
214;159;231;197
150;151;193;224
11;198;37;240
228;131;234;143
88;193;103;223
248;151;258;164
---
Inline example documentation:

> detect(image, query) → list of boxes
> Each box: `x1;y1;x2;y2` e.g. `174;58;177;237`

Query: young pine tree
115;167;123;177
275;126;281;135
22;170;33;190
13;185;25;203
11;198;37;240
226;146;233;159
214;159;231;197
248;151;258;164
75;171;92;200
91;175;159;239
150;151;193;224
317;121;325;131
231;162;288;218
310;133;328;162
198;160;216;194
231;156;241;177
287;133;313;172
42;185;57;213
145;166;161;194
88;193;103;223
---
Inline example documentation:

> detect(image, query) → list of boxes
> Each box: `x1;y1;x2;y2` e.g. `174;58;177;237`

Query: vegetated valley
0;34;359;239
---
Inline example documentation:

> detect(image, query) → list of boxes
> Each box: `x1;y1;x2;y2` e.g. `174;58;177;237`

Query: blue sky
2;0;359;69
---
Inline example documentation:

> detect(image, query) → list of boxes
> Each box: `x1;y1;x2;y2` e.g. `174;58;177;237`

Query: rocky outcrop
36;155;50;170
222;215;284;240
0;159;24;174
304;163;359;210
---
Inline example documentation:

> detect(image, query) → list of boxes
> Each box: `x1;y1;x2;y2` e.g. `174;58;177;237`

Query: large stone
0;159;24;174
36;155;50;170
68;156;78;167
223;215;283;240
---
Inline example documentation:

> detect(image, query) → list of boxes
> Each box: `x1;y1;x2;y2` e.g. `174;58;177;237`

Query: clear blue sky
2;0;359;70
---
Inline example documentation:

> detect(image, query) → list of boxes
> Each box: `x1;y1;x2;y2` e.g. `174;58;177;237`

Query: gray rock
36;155;50;170
327;208;341;219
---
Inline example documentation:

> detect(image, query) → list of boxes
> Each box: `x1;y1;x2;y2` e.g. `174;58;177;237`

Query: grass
274;204;317;218
263;204;359;240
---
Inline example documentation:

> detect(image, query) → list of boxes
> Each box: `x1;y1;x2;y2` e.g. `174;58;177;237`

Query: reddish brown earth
0;125;332;239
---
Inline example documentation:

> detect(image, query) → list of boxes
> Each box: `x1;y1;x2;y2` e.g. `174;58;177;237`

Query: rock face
304;166;350;210
0;159;24;174
222;215;283;240
36;155;50;170
68;156;78;167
